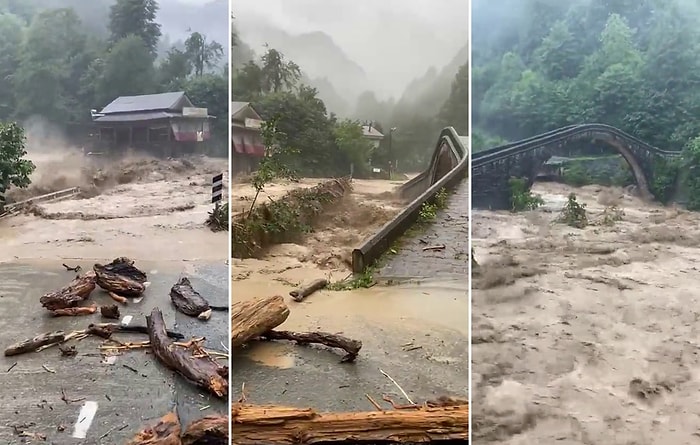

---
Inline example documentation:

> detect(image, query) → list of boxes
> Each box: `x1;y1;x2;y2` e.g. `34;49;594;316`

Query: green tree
260;47;301;93
184;32;224;77
255;85;340;176
95;34;155;106
232;61;264;101
0;13;24;120
109;0;161;57
438;62;469;134
334;120;374;178
13;8;89;123
0;122;35;208
157;48;192;88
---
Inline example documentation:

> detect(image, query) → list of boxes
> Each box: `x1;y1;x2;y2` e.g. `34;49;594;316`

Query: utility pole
389;127;397;177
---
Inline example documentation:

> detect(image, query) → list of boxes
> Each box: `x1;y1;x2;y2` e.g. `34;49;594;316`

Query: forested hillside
473;0;700;152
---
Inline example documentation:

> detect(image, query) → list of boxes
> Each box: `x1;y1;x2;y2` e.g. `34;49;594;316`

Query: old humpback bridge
472;124;681;209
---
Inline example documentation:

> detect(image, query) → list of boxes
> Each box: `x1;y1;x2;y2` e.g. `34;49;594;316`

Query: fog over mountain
2;0;228;56
234;0;469;111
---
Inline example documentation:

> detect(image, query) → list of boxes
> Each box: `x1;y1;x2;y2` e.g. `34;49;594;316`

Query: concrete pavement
378;178;469;281
0;259;227;444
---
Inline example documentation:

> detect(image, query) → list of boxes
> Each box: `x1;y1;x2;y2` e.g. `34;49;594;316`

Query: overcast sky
233;0;469;99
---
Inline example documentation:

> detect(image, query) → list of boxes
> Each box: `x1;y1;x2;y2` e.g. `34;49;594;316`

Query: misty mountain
0;0;228;56
236;15;370;105
394;43;469;117
232;22;255;70
304;76;351;117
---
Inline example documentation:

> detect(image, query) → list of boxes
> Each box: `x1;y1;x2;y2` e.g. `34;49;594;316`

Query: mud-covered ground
472;182;700;444
1;149;228;262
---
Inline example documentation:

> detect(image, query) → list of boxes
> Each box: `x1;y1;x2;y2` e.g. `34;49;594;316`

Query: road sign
183;107;208;118
211;173;223;204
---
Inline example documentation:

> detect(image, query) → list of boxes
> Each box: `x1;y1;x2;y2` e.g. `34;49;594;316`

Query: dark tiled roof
100;92;190;114
93;111;180;123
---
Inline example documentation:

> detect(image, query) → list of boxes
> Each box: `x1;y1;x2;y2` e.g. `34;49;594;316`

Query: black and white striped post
0;183;6;213
211;173;223;209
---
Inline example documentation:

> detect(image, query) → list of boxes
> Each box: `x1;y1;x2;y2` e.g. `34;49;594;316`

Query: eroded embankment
472;182;700;444
231;178;406;279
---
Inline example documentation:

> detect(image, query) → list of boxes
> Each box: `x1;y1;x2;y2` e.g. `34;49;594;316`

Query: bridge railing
473;123;680;167
351;127;469;273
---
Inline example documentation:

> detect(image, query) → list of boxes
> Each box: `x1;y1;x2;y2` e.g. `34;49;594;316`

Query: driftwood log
231;403;469;444
146;307;228;398
127;411;180;445
182;416;228;445
260;330;362;362
170;277;226;320
94;257;147;297
39;271;96;310
4;323;185;357
50;304;98;317
4;331;65;356
231;295;289;348
289;278;328;302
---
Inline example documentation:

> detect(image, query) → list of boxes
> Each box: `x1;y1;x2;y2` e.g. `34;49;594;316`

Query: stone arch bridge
472;124;680;209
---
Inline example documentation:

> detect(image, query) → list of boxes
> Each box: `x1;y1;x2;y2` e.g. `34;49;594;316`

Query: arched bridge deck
472;124;680;210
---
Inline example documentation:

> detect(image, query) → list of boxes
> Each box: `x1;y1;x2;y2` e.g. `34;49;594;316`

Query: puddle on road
233;274;469;337
242;342;297;369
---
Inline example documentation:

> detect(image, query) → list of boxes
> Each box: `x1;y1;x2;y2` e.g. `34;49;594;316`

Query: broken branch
260;330;362;362
289;278;328;302
147;307;228;398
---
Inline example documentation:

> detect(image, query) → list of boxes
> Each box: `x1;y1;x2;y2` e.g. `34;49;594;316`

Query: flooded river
0;151;228;262
472;182;700;444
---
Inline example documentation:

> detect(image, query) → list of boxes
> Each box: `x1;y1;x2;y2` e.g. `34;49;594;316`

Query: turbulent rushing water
472;182;700;444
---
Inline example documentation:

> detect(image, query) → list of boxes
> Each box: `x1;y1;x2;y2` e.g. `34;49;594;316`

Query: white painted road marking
72;401;98;439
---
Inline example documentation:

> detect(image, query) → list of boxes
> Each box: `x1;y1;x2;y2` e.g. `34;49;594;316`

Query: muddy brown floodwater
0;151;228;263
231;177;409;275
232;176;469;405
472;182;700;444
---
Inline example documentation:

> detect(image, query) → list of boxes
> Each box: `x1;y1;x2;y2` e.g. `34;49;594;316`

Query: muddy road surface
0;153;229;443
232;177;469;410
472;182;700;444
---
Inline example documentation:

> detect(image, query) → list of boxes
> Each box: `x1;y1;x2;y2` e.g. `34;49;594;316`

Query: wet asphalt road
232;280;469;413
0;259;228;444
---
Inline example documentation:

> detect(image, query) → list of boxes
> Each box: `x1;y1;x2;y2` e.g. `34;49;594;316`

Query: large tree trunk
231;295;289;348
231;403;470;444
39;271;96;310
146;308;228;398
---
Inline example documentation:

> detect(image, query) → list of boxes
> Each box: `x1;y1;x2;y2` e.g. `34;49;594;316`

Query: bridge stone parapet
472;124;680;210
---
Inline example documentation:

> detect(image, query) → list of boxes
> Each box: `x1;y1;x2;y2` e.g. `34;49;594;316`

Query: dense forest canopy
0;0;228;151
232;19;468;175
472;0;700;153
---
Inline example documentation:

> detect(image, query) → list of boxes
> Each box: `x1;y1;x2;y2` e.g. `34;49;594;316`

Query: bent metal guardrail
351;127;469;273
